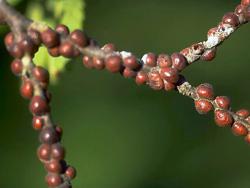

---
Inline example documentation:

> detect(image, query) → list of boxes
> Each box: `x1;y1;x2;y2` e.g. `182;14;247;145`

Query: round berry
222;12;240;27
37;144;51;161
65;166;76;180
32;116;44;130
4;32;14;49
20;80;33;99
164;81;175;91
232;122;248;136
171;52;187;71
41;28;60;48
48;46;60;57
59;41;75;58
56;24;70;36
241;0;250;6
9;44;24;58
214;110;233;127
51;143;65;160
19;37;37;54
236;109;250;118
235;4;244;15
148;71;164;90
93;57;105;70
145;53;157;67
214;96;231;109
45;173;62;187
157;54;172;68
196;83;214;100
82;56;93;69
11;59;23;75
245;133;250;144
201;48;216;61
45;160;63;173
105;55;122;73
70;29;87;47
135;71;148;85
124;55;140;70
123;68;136;78
28;29;41;45
30;96;50;116
39;127;59;144
32;66;50;84
195;99;213;114
160;67;179;83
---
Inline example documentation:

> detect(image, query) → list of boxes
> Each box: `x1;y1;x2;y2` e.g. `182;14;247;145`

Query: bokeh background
1;0;250;188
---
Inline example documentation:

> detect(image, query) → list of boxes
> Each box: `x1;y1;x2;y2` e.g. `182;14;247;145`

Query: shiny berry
164;81;175;91
82;56;93;69
241;0;250;6
65;166;76;180
19;37;37;54
41;28;60;48
39;127;59;144
160;67;179;83
124;55;140;70
32;66;50;84
48;47;60;57
32;116;44;130
195;99;213;114
148;71;164;90
214;110;233;127
201;48;216;61
45;173;62;187
135;71;148;85
28;29;41;45
214;96;231;109
20;80;33;99
56;24;70;35
222;12;240;27
59;41;75;58
11;59;23;75
157;54;172;68
145;53;157;67
9;44;24;58
232;122;248;136
105;55;122;73
4;32;14;49
70;29;87;47
123;68;136;78
236;109;250;118
171;52;187;71
93;57;105;70
37;144;51;161
196;83;214;100
51;143;65;160
45;160;63;173
30;96;50;116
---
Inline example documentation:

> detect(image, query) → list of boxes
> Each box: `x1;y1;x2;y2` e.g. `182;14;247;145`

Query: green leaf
7;0;21;5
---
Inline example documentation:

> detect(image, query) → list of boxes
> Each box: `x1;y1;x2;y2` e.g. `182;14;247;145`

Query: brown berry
160;67;179;83
201;48;216;61
28;29;41;45
222;12;240;27
195;99;213;114
45;173;62;187
39;127;59;144
4;32;14;49
32;66;50;84
145;53;157;67
59;41;75;58
56;24;70;35
236;109;250;118
51;143;65;160
105;55;122;73
241;0;250;6
123;68;136;78
45;160;63;173
70;29;87;47
82;56;93;69
157;54;172;68
37;144;51;161
20;80;33;99
41;28;60;48
19;37;37;54
135;71;148;85
214;96;231;109
30;96;50;116
124;55;140;70
11;59;23;75
232;122;248;136
148;71;164;90
65;166;76;180
235;4;244;15
196;83;214;100
9;44;24;58
214;110;233;127
48;47;60;57
164;81;175;91
32;116;44;130
93;57;105;70
171;52;187;71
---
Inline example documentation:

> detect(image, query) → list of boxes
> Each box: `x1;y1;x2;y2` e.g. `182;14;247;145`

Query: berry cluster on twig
0;0;250;187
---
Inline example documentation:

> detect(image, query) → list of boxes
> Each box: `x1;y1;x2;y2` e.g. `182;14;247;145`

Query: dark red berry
45;160;63;173
28;29;41;45
19;37;37;54
48;47;60;57
45;173;62;187
20;80;33;99
123;68;136;78
171;52;187;71
135;71;148;85
157;54;172;68
11;59;23;75
51;143;65;160
30;96;50;116
232;122;248;136
195;99;213;114
32;66;50;84
93;57;105;70
70;29;87;47
32;116;44;130
56;24;70;35
55;126;63;140
145;53;157;67
59;41;75;58
201;48;216;61
124;55;140;70
39;127;59;144
236;109;250;118
41;28;60;48
105;55;122;73
4;32;14;49
9;44;24;58
160;67;179;83
82;56;93;69
196;83;214;100
215;96;231;109
164;81;175;91
65;166;76;180
235;4;244;15
222;12;240;27
148;71;164;90
241;0;250;6
214;110;233;127
37;144;51;161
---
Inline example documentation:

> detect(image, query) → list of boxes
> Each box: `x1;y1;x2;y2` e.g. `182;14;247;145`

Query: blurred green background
1;0;250;188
